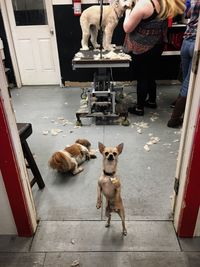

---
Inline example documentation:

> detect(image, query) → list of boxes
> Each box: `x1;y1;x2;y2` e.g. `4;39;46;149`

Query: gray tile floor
0;84;200;266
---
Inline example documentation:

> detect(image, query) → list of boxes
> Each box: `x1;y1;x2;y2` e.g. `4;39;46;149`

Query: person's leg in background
145;44;164;108
129;46;158;115
167;39;195;128
144;79;157;108
128;43;164;116
128;52;148;115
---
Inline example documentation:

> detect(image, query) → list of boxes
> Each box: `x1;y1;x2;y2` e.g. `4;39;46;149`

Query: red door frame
177;107;200;237
0;96;34;237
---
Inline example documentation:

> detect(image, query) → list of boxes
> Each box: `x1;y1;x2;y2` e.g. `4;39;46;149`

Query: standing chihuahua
96;142;127;236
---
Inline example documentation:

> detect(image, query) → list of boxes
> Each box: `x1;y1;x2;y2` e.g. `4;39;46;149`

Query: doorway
5;0;61;85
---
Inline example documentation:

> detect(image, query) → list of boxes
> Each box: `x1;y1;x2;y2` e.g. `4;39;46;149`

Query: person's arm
123;0;153;33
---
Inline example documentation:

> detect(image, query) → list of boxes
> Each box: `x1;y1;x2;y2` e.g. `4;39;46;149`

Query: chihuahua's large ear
117;143;124;155
98;142;105;154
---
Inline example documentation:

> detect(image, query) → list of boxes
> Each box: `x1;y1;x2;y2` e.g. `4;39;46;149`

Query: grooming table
72;47;132;126
72;48;131;69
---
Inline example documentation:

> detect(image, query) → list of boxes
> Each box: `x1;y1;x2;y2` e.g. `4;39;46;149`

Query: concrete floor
0;84;200;266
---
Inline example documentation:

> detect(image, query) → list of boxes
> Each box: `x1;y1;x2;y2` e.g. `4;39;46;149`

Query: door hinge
174;177;179;195
192;50;200;74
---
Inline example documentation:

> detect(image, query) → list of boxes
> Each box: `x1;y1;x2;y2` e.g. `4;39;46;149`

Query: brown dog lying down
49;139;96;175
96;142;127;235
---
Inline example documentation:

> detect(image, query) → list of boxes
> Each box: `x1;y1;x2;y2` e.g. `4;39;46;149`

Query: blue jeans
180;38;195;97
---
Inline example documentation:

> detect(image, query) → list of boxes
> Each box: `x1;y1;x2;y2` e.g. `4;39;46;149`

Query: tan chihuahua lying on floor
96;142;127;236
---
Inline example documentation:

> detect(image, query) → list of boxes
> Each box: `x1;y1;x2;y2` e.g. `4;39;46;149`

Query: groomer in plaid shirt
168;0;200;128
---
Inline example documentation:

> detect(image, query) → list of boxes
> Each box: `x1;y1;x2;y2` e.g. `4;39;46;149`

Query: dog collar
103;170;116;176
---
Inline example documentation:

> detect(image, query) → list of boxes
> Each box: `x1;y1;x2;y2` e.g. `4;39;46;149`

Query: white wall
0;171;17;235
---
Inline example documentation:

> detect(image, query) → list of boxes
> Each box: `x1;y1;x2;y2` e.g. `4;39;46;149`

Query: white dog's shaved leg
81;31;90;50
103;25;115;50
90;27;99;49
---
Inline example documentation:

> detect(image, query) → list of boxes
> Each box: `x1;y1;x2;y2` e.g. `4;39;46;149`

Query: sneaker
144;100;157;109
170;100;177;108
128;106;144;116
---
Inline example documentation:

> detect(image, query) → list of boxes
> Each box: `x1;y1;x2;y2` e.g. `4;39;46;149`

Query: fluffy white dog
80;0;133;51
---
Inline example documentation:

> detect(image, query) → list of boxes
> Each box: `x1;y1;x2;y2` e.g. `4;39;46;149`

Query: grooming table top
72;47;131;69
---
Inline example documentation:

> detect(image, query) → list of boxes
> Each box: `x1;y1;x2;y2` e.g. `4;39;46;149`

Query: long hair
159;0;186;19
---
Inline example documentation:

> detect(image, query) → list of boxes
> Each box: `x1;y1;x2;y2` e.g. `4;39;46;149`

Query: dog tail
49;151;76;172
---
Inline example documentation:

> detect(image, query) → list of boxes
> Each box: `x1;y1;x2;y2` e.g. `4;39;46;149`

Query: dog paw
81;46;89;51
105;222;110;228
86;154;90;161
92;43;100;49
103;45;114;51
110;178;120;188
122;229;127;236
78;166;84;173
72;166;84;175
96;202;101;209
89;153;97;159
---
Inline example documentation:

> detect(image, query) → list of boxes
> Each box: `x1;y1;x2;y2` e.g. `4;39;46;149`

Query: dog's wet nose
107;154;114;161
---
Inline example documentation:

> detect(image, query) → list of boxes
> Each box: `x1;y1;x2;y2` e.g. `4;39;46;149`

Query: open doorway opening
1;1;200;239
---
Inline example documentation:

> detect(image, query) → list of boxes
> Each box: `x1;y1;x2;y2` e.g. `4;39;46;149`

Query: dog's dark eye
113;152;117;156
105;152;109;156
